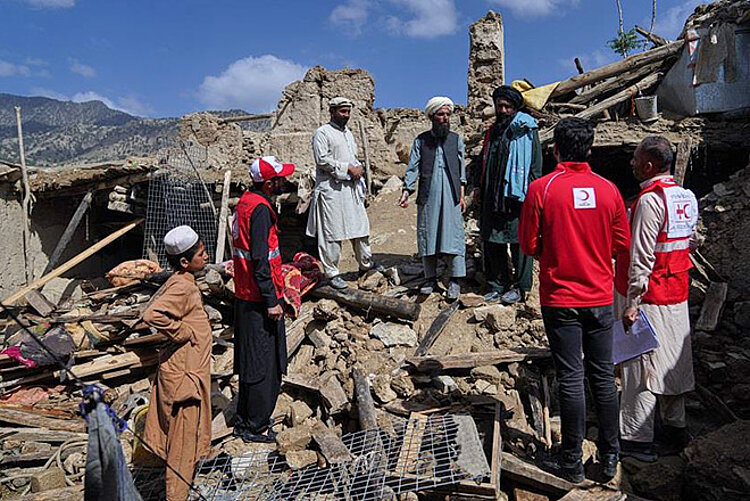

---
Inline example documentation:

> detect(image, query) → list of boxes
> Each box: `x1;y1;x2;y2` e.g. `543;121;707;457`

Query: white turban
425;96;454;117
329;97;353;109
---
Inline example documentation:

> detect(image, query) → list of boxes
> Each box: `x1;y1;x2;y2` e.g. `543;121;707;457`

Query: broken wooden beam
407;347;550;372
0;407;85;433
673;136;693;186
42;191;93;275
634;25;669;47
23;290;56;317
286;307;314;357
695;281;728;331
550;40;683;98
311;284;420;321
577;72;663;120
312;424;353;464
414;301;459;357
569;61;662;105
3;218;145;306
500;452;595;495
352;367;377;430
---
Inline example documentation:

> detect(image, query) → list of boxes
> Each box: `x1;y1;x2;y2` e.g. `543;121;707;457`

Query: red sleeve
611;188;631;257
520;180;543;258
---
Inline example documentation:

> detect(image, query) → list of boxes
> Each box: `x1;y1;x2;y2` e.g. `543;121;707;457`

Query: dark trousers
234;300;286;433
484;241;534;293
542;305;619;461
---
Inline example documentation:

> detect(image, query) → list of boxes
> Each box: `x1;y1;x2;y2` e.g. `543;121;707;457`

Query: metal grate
132;413;490;501
142;143;218;267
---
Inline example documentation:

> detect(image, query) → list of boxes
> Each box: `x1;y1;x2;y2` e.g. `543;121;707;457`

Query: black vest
417;130;460;206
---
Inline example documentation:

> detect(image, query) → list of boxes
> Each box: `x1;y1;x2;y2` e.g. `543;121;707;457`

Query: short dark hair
553;118;595;162
166;239;202;270
639;136;673;172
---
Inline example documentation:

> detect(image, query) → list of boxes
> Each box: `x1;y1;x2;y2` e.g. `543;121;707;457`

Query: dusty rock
459;293;485;308
379;175;403;195
274;393;294;421
434;375;458;393
391;373;416;398
285;449;318;470
358;270;384;291
314;299;339;321
372;374;398;403
471;365;502;384
277;425;312;455
308;329;332;351
290;400;314;427
30;467;66;493
474;304;516;331
683;420;750;501
474;379;498;395
370;322;417;347
627;455;686;501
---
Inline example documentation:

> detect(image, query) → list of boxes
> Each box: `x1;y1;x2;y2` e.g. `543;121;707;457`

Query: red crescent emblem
580;190;590;201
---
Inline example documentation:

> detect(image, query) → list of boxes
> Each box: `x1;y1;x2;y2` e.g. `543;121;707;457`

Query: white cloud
198;55;308;112
25;0;75;8
655;0;703;39
116;95;154;116
330;0;370;36
489;0;579;18
24;57;48;67
0;60;31;77
387;0;458;39
70;59;97;78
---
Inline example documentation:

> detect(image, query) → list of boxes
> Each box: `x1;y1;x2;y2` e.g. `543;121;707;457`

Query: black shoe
238;429;277;444
483;290;502;303
620;439;658;462
500;288;525;305
540;455;585;484
446;281;461;301
419;279;438;295
329;276;348;289
601;452;618;479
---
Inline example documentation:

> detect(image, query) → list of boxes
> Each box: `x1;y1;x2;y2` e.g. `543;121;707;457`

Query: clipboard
612;311;660;365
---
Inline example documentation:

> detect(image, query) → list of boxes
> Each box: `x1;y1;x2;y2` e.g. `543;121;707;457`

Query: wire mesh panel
143;143;218;267
132;413;491;501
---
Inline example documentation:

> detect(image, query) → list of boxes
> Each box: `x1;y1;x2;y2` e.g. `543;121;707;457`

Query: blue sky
0;0;703;118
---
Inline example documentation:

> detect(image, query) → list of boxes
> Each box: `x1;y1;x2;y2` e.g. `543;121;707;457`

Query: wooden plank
16;485;84;501
396;413;426;473
695;281;728;331
358;120;372;196
500;452;595;495
407;347;550;372
23;290;56;317
215;170;232;264
542;375;552;450
569;62;661;105
42;191;93;275
311;285;421;321
527;380;545;443
312;424;353;464
673;136;693;186
514;488;549;501
286;307;314;357
2;218;145;306
550;40;683;98
319;374;348;414
414;301;459;357
559;487;626;501
634;25;669;47
0;407;85;433
352;367;377;430
491;403;503;499
576;72;663;120
0;427;87;443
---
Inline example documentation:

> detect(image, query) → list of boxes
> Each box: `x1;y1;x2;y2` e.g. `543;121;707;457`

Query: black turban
492;85;523;109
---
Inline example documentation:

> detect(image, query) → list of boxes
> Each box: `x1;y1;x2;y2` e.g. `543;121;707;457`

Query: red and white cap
249;156;296;183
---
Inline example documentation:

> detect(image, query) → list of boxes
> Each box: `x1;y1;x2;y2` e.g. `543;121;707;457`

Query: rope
0;301;209;501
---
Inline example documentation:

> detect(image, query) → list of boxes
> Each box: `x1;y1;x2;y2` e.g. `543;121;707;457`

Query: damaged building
0;1;749;500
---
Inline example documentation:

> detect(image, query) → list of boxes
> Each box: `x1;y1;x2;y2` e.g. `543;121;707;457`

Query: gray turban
425;96;454;117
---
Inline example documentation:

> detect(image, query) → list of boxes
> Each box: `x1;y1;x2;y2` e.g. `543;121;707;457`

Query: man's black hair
640;136;674;172
166;239;202;270
553;117;595;162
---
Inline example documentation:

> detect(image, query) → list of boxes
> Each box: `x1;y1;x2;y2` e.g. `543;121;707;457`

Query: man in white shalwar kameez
306;97;373;289
614;136;699;462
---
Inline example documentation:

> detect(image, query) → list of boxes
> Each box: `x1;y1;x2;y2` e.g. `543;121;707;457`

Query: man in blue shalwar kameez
398;96;466;301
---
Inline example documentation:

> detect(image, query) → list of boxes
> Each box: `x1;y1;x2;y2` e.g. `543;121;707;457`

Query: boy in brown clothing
142;225;212;501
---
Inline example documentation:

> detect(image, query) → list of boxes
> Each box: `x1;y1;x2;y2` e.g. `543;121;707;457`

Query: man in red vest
232;155;294;443
615;136;698;461
520;117;630;483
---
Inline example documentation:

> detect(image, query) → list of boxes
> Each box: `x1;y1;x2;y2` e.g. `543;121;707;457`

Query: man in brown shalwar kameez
142;225;212;501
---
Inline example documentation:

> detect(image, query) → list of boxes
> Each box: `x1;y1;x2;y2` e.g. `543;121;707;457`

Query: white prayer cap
425;96;454;117
329;96;353;109
164;225;199;255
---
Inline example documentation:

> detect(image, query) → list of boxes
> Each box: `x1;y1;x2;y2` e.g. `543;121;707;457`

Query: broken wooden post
2;218;145;306
695;281;728;331
407;347;550;372
215;170;232;264
43;191;93;275
311;285;420;321
673;136;693;186
414;301;459;357
14;106;33;285
358;120;372;196
634;25;669;46
542;375;552;450
352;367;377;430
576;72;662;120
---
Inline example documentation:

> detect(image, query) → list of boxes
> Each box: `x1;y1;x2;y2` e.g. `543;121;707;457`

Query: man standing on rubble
615;136;698;461
520;117;630;483
473;85;542;305
232;156;295;443
306;97;375;289
398;96;466;301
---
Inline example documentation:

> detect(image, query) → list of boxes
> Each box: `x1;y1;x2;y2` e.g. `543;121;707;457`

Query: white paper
612;311;660;365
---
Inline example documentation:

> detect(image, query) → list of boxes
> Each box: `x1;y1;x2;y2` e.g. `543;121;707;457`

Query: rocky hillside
0;94;264;166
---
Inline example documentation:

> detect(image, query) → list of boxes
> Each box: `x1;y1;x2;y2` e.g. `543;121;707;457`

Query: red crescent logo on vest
676;203;691;219
579;190;590;201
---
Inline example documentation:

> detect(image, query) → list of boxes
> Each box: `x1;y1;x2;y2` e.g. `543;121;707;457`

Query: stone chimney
467;11;505;121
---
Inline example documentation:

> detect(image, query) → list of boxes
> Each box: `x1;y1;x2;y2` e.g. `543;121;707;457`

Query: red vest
232;191;284;303
615;177;698;305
